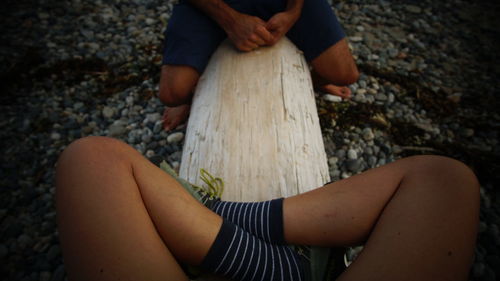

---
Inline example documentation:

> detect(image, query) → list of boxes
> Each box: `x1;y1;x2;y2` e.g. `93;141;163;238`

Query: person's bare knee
56;137;133;187
404;155;480;204
311;38;359;86
159;65;199;107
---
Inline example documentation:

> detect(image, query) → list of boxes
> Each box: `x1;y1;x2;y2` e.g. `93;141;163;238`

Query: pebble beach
1;0;499;280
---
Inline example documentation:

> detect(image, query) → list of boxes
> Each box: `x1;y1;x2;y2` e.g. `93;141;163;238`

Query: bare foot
320;84;352;99
162;104;191;131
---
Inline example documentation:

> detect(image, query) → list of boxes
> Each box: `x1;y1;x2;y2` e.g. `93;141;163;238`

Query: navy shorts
162;0;346;74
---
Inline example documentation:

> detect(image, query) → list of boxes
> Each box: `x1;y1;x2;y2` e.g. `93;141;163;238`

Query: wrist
285;0;303;19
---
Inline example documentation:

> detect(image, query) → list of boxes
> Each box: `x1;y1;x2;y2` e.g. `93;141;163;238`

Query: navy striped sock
200;220;304;281
210;198;285;244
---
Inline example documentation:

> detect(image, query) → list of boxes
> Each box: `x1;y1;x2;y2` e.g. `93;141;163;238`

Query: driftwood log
179;38;331;279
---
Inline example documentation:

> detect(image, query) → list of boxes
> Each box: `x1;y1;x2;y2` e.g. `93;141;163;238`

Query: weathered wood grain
180;37;330;205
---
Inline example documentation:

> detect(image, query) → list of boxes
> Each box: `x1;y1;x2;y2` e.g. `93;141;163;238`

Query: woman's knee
158;66;198;106
56;137;131;177
405;155;480;199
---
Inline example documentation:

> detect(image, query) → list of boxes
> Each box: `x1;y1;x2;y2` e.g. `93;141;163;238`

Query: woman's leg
56;136;223;281
283;155;480;281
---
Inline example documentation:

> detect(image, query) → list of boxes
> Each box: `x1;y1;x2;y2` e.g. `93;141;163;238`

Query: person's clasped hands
225;10;300;52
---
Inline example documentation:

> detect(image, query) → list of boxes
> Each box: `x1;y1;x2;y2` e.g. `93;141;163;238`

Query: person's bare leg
311;38;359;99
158;65;199;131
283;155;479;281
56;136;222;280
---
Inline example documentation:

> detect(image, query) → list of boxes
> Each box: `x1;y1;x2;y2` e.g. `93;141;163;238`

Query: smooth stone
356;88;367;95
350;36;363;42
167;132;184;144
50;132;61;140
341;171;351;179
405;5;422;14
336;149;346;159
375;93;388;101
363;146;373;155
328;157;339;166
330;169;340;179
388;93;395;103
367;156;377;167
102;106;115;118
347;149;358;160
392;145;403;154
171;161;180;170
346;158;362;173
73;102;84;110
362;128;375;141
366;95;375;103
153;121;163;133
145;150;155;158
323;94;342;103
108;124;126;137
141;134;152;143
145;113;162;123
354;92;366;103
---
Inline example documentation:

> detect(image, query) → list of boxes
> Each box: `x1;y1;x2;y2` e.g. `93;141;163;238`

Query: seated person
159;0;359;131
55;136;479;281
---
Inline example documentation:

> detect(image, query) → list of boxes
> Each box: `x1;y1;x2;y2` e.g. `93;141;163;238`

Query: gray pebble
336;149;346;159
323;94;342;103
145;150;155;158
356;88;367;95
167;132;184;144
367;156;378;167
145;113;162;124
328;157;338;166
347;149;358;160
108;124;126;137
375;93;388;101
346;159;362;173
405;5;422;14
102;106;115;119
73;102;84;111
354;92;366;103
362;128;375;141
153;121;163;133
50;132;61;141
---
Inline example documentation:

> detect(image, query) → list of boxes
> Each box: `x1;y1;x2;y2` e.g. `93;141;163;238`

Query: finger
255;25;274;44
236;43;252;52
245;41;259;50
249;34;265;46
